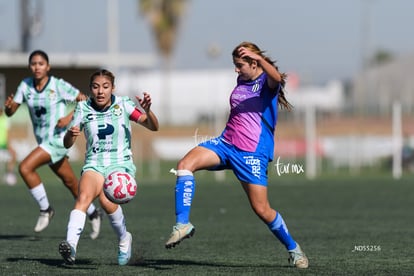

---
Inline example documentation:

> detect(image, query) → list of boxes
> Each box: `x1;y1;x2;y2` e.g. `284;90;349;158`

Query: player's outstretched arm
136;92;159;131
64;126;81;148
4;94;20;117
76;91;88;102
56;111;74;129
56;92;87;128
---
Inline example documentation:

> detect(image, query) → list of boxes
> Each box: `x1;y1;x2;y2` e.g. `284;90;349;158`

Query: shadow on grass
0;234;65;241
6;257;95;269
0;235;30;240
132;258;285;271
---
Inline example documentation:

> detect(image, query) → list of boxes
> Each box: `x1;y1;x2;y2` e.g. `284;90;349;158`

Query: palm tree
139;0;188;124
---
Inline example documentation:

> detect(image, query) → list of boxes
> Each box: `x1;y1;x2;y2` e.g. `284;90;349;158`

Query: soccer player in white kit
4;50;102;239
59;69;159;265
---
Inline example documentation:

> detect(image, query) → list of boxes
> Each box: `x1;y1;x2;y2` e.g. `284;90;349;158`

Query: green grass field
0;163;413;275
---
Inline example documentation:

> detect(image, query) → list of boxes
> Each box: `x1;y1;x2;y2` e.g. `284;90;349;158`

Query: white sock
86;203;96;217
30;183;50;210
108;206;127;241
66;209;86;250
177;169;193;176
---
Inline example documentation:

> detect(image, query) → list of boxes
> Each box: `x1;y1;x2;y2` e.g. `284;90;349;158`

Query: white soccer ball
103;171;137;204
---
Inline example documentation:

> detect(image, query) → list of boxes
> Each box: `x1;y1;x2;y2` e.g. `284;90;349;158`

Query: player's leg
49;156;78;196
99;190;132;265
5;143;17;185
241;183;294;245
18;146;55;232
59;170;102;264
165;146;221;249
50;157;101;239
241;182;308;269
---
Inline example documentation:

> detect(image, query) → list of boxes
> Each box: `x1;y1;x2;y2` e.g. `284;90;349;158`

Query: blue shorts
199;137;269;186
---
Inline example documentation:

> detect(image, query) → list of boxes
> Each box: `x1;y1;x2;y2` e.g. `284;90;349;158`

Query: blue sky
0;0;413;84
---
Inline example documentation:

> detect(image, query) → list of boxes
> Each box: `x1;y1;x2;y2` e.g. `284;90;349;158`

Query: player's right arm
4;94;20;117
64;126;81;148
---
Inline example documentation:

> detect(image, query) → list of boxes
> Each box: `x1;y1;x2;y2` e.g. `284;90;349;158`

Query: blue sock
267;212;297;250
175;170;195;224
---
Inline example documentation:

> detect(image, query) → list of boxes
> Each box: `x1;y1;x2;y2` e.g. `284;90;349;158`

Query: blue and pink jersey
222;72;280;160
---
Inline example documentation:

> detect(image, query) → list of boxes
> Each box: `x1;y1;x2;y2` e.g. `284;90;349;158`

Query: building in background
352;52;414;115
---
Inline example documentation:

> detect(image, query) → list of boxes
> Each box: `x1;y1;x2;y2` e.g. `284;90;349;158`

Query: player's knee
99;193;118;214
63;177;78;187
18;163;31;177
252;204;270;220
76;192;94;207
177;158;193;171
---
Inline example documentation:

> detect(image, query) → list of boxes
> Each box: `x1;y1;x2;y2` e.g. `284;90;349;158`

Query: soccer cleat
288;243;309;269
165;222;195;249
34;206;55;232
118;232;132;266
89;208;102;240
59;240;76;265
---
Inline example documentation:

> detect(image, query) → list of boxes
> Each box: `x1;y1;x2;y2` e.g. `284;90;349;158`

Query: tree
138;0;188;124
139;0;187;60
369;49;394;67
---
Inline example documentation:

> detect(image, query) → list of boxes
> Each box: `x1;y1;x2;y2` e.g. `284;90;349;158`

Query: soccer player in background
59;69;159;265
165;42;309;269
4;50;102;239
0;108;17;186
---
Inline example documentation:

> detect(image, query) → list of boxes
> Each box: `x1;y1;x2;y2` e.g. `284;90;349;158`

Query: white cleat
165;223;195;249
34;206;55;232
89;208;102;240
118;232;132;266
288;243;309;269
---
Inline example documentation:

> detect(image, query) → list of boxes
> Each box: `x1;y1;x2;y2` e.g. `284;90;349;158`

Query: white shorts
40;137;69;164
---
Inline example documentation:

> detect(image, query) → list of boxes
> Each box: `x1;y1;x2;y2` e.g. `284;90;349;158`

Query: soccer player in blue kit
59;69;159;265
165;42;308;269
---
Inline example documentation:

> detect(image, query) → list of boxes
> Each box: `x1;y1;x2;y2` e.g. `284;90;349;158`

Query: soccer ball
103;171;137;204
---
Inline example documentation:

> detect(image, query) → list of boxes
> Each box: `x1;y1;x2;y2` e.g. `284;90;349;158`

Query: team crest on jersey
113;104;122;116
252;81;261;93
48;89;57;100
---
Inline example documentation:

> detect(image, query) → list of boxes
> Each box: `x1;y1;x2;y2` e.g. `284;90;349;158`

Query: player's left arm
75;91;88;102
238;47;282;90
56;91;87;128
4;94;20;117
64;126;81;148
56;110;74;128
258;58;282;90
134;92;159;131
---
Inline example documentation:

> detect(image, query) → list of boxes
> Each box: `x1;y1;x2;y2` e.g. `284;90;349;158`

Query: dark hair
89;69;115;88
232;42;292;110
29;50;49;64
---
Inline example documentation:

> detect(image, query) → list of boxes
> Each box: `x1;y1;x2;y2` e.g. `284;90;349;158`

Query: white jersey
71;95;143;167
14;76;79;144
